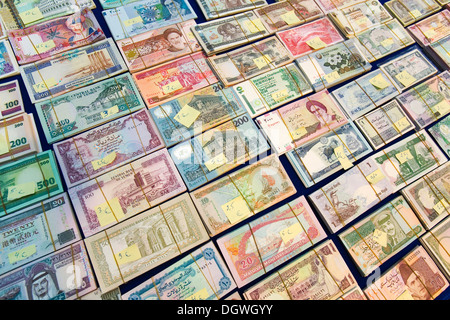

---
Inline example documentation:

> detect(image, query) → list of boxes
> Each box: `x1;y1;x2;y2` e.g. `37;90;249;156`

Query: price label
35;40;56;54
91;151;117;171
395;70;416;87
162;80;183;94
281;11;301;25
424;28;437;39
7;182;36;201
123;16;143;26
173;104;201;128
433;100;450;115
244;19;265;33
291;126;308;140
8;244;37;264
323;70;340;84
433;199;449;215
32;77;59;93
380;38;394;48
279;223;302;244
101;105;119;119
393;117;411;132
221;196;252;224
365;168;385;185
253;55;271;69
334;145;353;170
410;9;422;19
271;89;288;102
372;229;388;247
0;132;9;155
19;7;44;24
396;290;414;300
186;288;209;300
395;149;414;164
115;243;142;266
204;153;228;171
306;36;327;50
94;197;125;227
369;73;390;89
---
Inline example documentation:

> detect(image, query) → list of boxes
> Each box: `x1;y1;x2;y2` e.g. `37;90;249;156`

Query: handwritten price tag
19;7;43;24
271;89;288;102
433;100;450;115
372;229;388;247
0;132;9;155
173;104;201;128
221;196;252;224
365;168;385;185
186;288;209;300
91;151;117;171
253;55;272;69
8;244;37;264
393;117;411;132
123;16;143;26
94;197;125;227
279;223;302;244
433;199;449;215
334;145;353;170
410;9;422;19
281;11;301;25
32;77;58;93
396;290;414;300
204;153;228;171
101;105;119;119
395;149;414;164
244;19;265;33
115;243;142;266
395;70;416;88
380;38;394;48
369;73;390;89
162;80;183;95
7;182;36;201
35;40;56;54
323;70;341;84
424;28;437;39
306;37;327;50
291;126;308;140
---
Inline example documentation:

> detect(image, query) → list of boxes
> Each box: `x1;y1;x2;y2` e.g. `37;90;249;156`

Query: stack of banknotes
384;0;441;26
428;115;450;157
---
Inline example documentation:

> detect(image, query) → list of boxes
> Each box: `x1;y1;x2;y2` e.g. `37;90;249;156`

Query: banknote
402;162;450;230
287;122;373;187
100;0;139;9
276;17;344;59
295;40;372;91
379;48;438;92
353;20;415;62
84;193;209;292
408;10;450;47
133;52;218;108
7;8;105;65
102;0;197;40
327;0;393;37
150;83;246;147
0;150;64;217
254;0;324;34
313;0;362;12
192;11;269;55
0;0;96;30
191;154;296;236
79;287;121;300
116;20;200;73
371;130;448;193
430;35;450;69
355;100;415;150
396;71;450;129
35;73;146;144
169;113;270;191
0;113;42;164
232;63;312;118
309;156;395;233
121;241;236;300
216;196;327;287
244;240;357;300
197;0;267;20
0;241;96;300
0;39;19;80
384;0;441;26
20;38;128;104
332;68;401;120
255;90;348;155
339;195;424;276
53;109;164;188
364;245;449;300
0;80;24;120
428;115;450;157
0;193;81;275
207;36;294;87
337;286;367;300
68;148;186;237
421;216;450;280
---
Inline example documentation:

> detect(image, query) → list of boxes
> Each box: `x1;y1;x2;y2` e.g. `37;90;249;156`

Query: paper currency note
68;148;186;237
287;122;373;187
133;52;218;108
216;196;327;287
384;0;441;26
150;83;246;147
339;195;424;276
20;38;127;103
53;109;164;188
192;11;269;55
35;73;146;144
99;0;139;9
296;40;371;91
207;36;294;87
0;0;95;30
169;113;270;191
0;241;96;300
116;20;200;73
402;162;450;230
232;63;312;118
0;193;81;275
276;17;344;58
122;241;236;300
0;150;64;217
421;216;450;280
102;0;197;40
191;154;296;236
396;71;450;129
0;39;19;80
364;246;449;299
408;10;450;47
8;8;105;65
355;100;415;150
256;90;348;155
332;68;401;120
84;193;209;292
0;113;42;164
197;0;267;20
354;20;415;62
428;115;450;157
0;80;24;120
313;0;361;12
430;35;450;69
244;240;357;300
